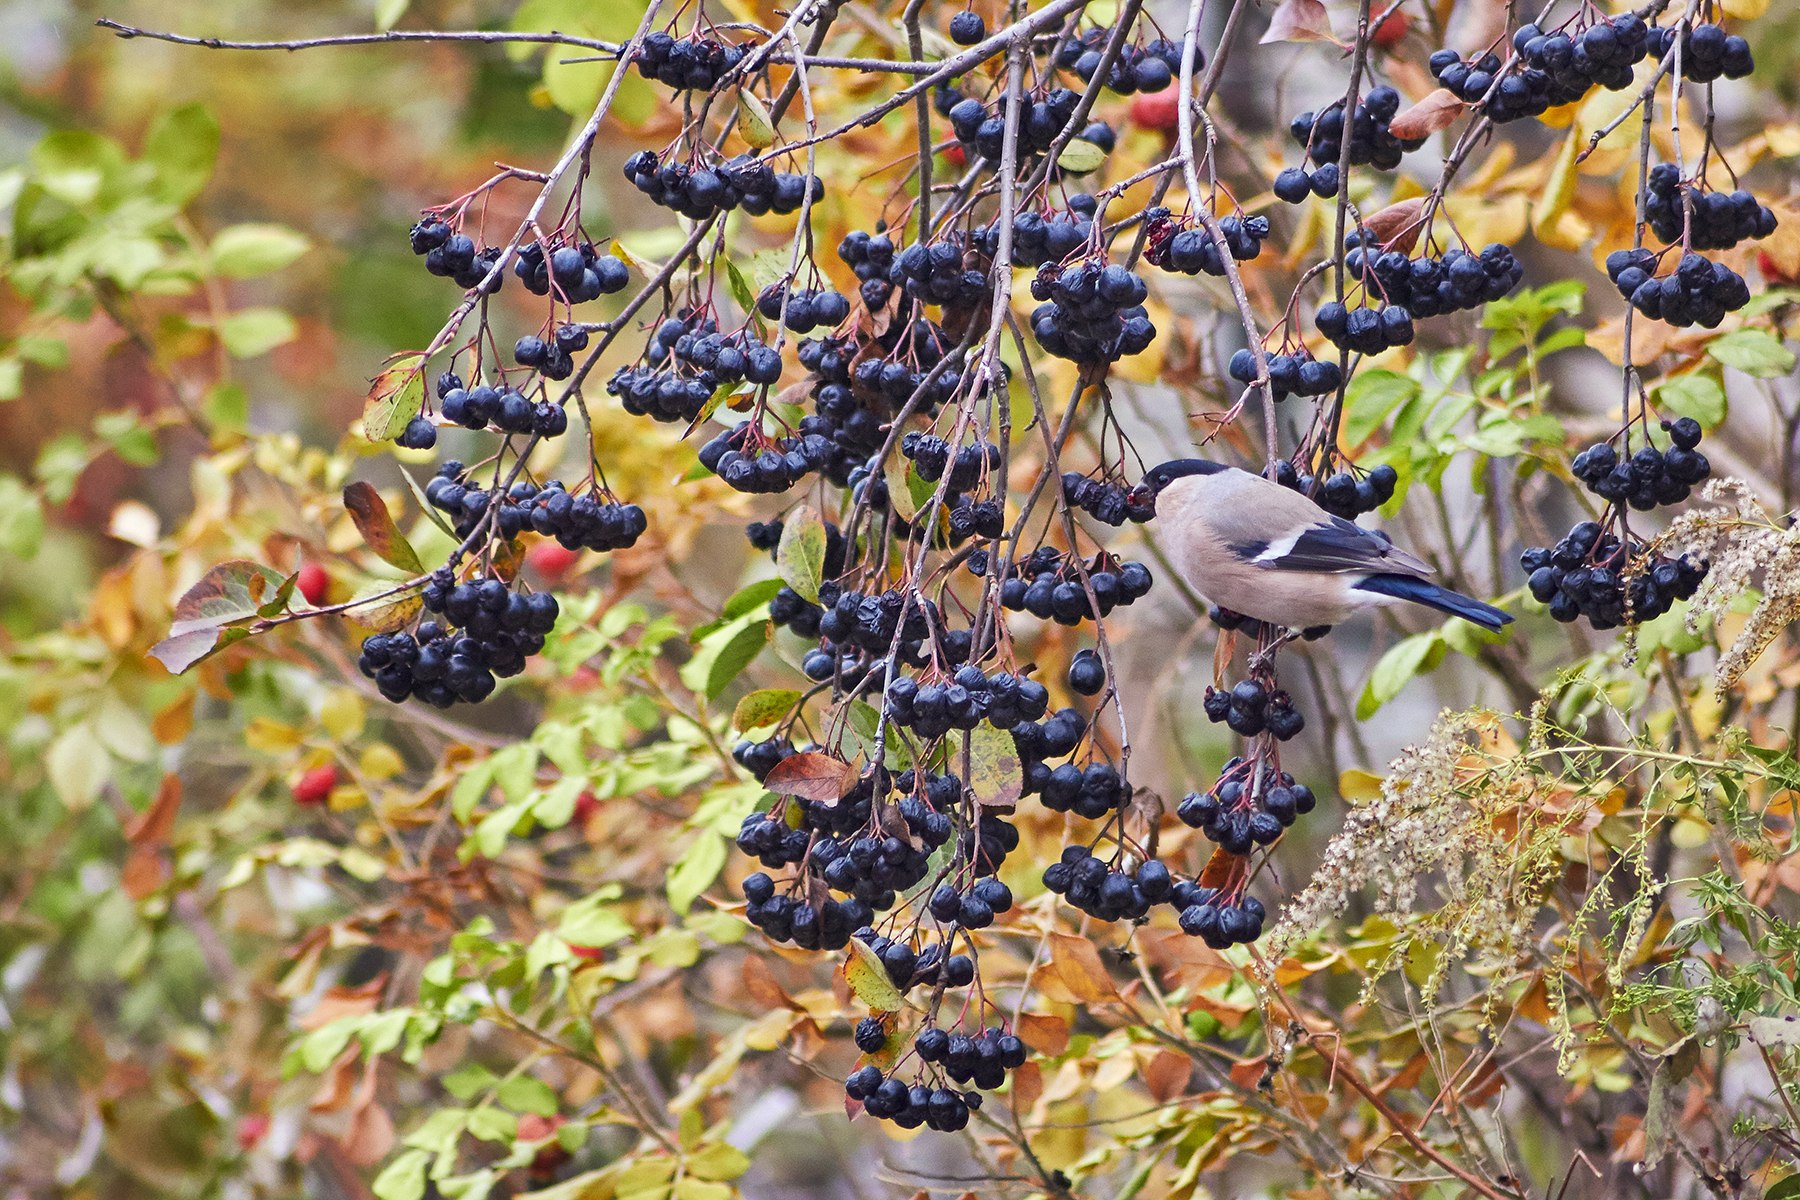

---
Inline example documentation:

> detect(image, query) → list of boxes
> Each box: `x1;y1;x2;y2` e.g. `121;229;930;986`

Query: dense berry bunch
511;241;632;303
1173;885;1267;948
622;150;820;220
409;220;506;292
1028;259;1156;364
927;875;1017;931
1061;473;1145;526
1272;86;1422;202
437;374;569;439
882;238;990;309
698;422;838;495
973;196;1097;268
901;434;1000;489
1315;298;1414;353
1342;237;1524;316
1228;347;1342;400
1200;679;1305;740
423;463;646;550
631;32;747;91
1055;30;1187;94
1646;22;1754;83
1028;756;1129;818
1522;521;1709;628
357;570;557;707
1607;248;1749;329
755;284;851;334
1145;210;1269;277
1177;756;1315;853
883;668;1051;739
946;87;1111;165
1643;165;1778;250
996;547;1155;625
1041;847;1164;919
1432;13;1651;124
1570;419;1709;509
1294;462;1398;520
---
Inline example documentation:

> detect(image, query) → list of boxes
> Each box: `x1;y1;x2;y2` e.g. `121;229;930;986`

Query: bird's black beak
1126;482;1158;517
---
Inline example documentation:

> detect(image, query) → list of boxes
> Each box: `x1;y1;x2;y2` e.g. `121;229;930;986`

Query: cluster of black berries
409;221;505;293
927;876;1016;931
437;375;569;440
699;422;837;495
1062;473;1148;527
1177;758;1315;854
513;326;584;383
1145;211;1269;277
622;150;820;221
1570;419;1709;510
1030;757;1129;819
755;284;851;334
1343;237;1524;317
1009;704;1090;787
1201;679;1304;740
1272;87;1422;202
1607;248;1749;329
1643;165;1778;250
1315;299;1414;354
806;584;942;680
850;1030;1012;1132
424;463;646;550
740;871;871;952
631;32;747;91
883;238;989;310
1433;13;1651;124
973;197;1098;268
997;547;1155;625
946;88;1111;165
1228;347;1342;400
511;241;632;303
883;669;1051;739
902;434;1000;489
672;320;787;387
1042;847;1167;921
1522;521;1708;628
1646;22;1754;83
1295;462;1398;520
1029;259;1156;364
358;572;557;707
1174;886;1267;948
1055;29;1186;94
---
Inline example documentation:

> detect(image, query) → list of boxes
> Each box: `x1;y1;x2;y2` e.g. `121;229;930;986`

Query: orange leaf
1361;198;1428;253
764;751;859;804
1387;88;1465;141
1042;931;1118;1004
1010;1060;1043;1113
1143;1050;1192;1103
122;774;182;900
343;482;423;574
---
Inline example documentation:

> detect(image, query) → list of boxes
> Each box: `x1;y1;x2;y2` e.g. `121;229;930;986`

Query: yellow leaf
1532;124;1582;247
360;744;405;780
245;717;304;753
843;938;904;1012
1339;768;1384;803
1718;0;1768;17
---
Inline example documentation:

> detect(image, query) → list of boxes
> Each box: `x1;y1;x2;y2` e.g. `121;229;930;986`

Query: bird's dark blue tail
1354;573;1513;631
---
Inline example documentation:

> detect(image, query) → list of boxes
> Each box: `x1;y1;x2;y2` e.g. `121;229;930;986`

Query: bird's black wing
1248;516;1434;576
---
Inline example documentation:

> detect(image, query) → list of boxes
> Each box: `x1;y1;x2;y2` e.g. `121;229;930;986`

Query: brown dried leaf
763;752;859;804
1387;88;1465;141
1143;1050;1192;1103
122;774;182;900
1260;0;1335;43
1015;1011;1070;1055
343;482;423;574
1361;198;1428;253
1042;931;1118;1004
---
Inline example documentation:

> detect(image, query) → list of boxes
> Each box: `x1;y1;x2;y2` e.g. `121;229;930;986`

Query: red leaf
1387;88;1466;141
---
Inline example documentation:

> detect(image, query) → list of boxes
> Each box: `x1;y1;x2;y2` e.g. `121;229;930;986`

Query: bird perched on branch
1131;458;1512;634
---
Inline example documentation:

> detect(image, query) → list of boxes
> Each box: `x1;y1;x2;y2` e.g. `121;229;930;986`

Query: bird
1131;458;1512;633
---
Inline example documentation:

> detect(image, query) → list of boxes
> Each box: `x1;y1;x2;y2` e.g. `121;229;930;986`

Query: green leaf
667;833;727;915
210;223;310;278
559;887;632;949
94;410;159;467
681;609;770;700
150;559;289;673
0;475;44;559
1342;368;1418;446
722;578;785;622
0;357;21;401
725;258;758;314
218;307;297;358
371;1149;431;1200
375;0;412;31
497;1075;560;1117
1057;138;1109;173
1706;328;1796;379
204;382;249;432
1654;370;1727;428
967;722;1023;808
1356;631;1446;719
776;504;827;603
736;90;777;149
363;354;427;442
31;129;119;206
143;104;219;206
843;936;904;1012
732;688;801;734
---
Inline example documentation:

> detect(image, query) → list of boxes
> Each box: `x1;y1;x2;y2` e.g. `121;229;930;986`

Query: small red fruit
1369;4;1409;48
1758;249;1797;285
1130;85;1182;134
526;540;581;582
573;790;602;824
569;943;606;961
943;143;967;169
236;1114;270;1150
292;764;339;806
296;562;329;607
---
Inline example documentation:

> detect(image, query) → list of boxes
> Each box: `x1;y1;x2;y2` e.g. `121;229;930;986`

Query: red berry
236;1114;270;1150
1130;85;1182;133
292;763;339;806
526;540;581;582
1370;4;1409;47
574;789;602;824
569;943;606;961
296;562;329;607
1758;249;1796;285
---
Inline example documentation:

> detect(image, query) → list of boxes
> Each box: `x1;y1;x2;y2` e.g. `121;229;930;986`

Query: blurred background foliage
1;1;1799;1199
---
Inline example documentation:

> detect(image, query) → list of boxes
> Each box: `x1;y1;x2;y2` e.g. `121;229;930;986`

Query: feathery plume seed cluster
1667;478;1800;696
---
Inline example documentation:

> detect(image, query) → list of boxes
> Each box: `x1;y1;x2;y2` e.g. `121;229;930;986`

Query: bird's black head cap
1140;458;1230;495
